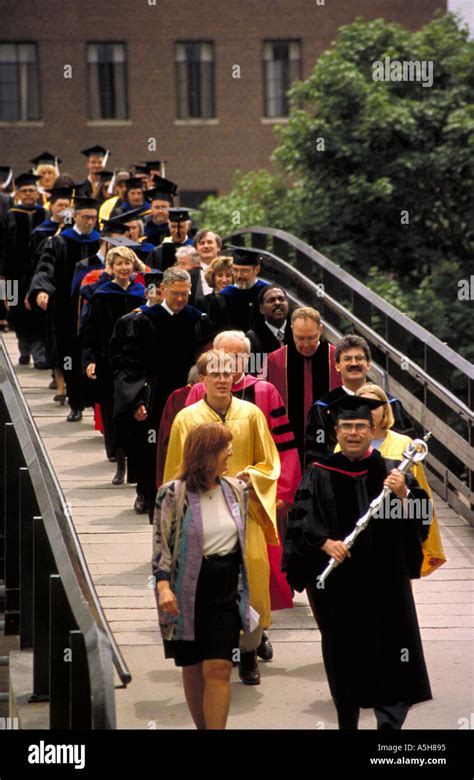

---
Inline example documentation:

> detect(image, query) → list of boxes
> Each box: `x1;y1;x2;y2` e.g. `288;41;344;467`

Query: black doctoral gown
81;280;146;403
214;279;270;332
282;449;432;709
111;303;214;510
28;229;101;365
304;386;417;467
1;204;46;332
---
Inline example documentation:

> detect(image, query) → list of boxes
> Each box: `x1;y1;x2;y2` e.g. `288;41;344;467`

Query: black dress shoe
19;355;30;365
48;378;57;390
34;361;50;370
134;494;149;514
256;632;274;662
66;409;83;422
238;651;261;685
53;393;66;405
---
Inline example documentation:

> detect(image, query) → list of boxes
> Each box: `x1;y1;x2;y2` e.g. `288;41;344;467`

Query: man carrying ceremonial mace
282;395;433;730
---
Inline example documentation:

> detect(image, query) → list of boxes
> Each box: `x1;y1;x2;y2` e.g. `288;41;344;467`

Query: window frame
86;41;129;121
262;39;302;119
0;41;40;122
175;40;216;120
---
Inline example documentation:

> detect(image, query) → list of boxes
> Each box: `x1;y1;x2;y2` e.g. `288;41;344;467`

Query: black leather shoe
238;651;260;685
134;494;149;514
19;355;30;365
34;362;50;370
48;378;57;390
256;632;274;662
66;409;82;422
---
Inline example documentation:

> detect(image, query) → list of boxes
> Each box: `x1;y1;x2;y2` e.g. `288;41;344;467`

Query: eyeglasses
340;355;367;364
338;423;371;433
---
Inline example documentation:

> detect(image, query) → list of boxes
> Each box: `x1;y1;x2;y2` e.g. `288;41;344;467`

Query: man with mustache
304;335;414;466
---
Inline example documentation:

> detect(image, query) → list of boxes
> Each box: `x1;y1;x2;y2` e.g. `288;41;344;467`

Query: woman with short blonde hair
106;245;147;274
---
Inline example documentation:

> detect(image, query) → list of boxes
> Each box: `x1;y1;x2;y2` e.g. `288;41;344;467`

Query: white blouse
200;486;238;557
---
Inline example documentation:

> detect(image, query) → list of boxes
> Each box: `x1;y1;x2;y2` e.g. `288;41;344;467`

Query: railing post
31;515;56;700
69;630;92;729
19;467;37;648
4;422;21;635
49;574;76;729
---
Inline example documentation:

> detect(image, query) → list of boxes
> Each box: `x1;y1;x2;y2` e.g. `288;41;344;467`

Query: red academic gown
185;374;300;610
263;340;341;464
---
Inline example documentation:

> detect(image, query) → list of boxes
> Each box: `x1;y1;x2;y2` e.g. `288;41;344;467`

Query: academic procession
0;142;472;739
0;3;473;761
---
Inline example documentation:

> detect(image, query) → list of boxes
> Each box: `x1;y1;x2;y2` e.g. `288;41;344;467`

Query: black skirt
164;551;241;667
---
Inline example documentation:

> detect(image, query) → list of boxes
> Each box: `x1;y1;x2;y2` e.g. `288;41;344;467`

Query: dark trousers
99;398;116;459
306;584;410;730
336;699;410;730
62;343;84;411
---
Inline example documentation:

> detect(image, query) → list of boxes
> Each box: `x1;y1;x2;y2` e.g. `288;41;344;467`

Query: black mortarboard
124;177;145;191
80;145;109;158
145;176;178;202
329;394;385;423
144;270;163;286
30;152;62;167
101;235;138;248
101;219;129;235
167;207;192;223
225;245;265;267
14;173;41;189
73;196;100;211
0;167;13;187
110;208;148;224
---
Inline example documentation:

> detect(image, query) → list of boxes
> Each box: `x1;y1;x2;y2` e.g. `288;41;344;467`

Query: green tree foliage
199;13;473;359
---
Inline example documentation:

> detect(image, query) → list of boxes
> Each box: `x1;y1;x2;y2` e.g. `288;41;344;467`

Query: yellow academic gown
337;429;446;576
164;397;280;627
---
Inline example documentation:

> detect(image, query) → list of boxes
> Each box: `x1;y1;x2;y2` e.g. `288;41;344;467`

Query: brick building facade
0;0;445;202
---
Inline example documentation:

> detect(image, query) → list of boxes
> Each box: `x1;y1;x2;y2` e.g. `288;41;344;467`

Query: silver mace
317;432;432;586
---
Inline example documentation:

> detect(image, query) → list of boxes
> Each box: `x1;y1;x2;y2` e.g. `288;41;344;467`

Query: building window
0;43;40;121
263;40;302;118
176;42;215;119
87;42;128;119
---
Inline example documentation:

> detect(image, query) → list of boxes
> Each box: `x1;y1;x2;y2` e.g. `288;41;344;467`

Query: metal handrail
225;228;473;523
0;337;131;728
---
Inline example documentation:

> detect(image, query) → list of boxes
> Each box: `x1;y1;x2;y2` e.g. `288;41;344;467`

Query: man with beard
282;394;432;730
213;246;270;333
29;196;101;421
304;335;415;466
146;208;194;271
264;307;341;463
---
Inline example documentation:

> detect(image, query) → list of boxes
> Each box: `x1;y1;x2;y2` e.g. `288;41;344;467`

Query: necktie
277;329;284;344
